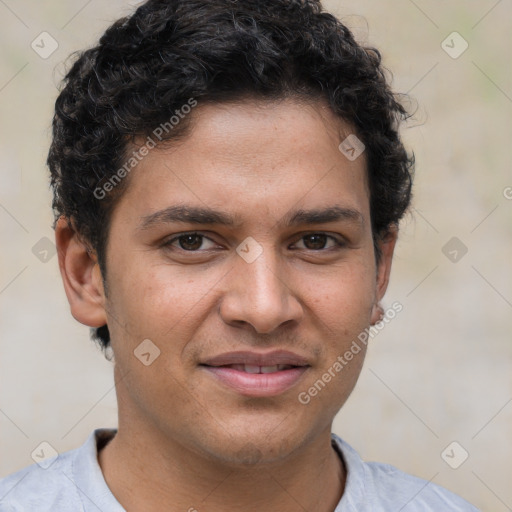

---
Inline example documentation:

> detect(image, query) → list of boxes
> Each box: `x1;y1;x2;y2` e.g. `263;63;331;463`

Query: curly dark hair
48;0;414;351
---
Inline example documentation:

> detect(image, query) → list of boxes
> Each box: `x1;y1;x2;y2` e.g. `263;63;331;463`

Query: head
51;0;413;464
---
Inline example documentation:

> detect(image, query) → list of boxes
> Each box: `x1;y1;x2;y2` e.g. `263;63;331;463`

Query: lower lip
201;366;309;397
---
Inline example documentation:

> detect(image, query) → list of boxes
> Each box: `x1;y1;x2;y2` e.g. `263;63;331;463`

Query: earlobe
370;303;384;325
55;216;107;328
371;225;398;321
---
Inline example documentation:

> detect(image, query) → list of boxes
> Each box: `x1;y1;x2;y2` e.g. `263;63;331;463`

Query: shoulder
0;429;117;512
0;449;79;511
331;433;480;511
361;460;480;511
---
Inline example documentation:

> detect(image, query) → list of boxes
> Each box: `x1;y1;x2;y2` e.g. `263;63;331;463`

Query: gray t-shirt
0;429;479;511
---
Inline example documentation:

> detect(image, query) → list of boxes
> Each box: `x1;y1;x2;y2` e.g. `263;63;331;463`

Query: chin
198;423;307;468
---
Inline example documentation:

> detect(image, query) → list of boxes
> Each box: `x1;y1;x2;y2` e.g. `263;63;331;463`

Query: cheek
305;260;376;327
106;241;377;345
106;258;227;349
297;270;372;414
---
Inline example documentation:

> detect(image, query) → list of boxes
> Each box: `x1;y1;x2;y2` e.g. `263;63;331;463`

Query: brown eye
177;234;204;251
164;232;217;251
302;234;329;250
295;233;343;251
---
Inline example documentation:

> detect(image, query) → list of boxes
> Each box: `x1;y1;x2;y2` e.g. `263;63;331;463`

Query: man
0;0;479;510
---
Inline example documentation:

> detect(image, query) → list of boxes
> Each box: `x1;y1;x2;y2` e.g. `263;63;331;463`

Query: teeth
244;365;261;374
223;364;295;373
260;365;278;374
220;364;297;373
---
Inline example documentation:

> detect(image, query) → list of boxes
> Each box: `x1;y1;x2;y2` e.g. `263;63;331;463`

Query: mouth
205;364;298;374
199;350;311;397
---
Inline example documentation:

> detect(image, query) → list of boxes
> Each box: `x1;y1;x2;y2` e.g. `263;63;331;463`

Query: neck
98;421;345;512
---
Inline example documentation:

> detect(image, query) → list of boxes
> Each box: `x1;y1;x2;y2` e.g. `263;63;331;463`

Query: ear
370;225;398;325
55;216;107;328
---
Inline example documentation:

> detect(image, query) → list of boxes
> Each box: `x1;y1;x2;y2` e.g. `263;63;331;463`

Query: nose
219;244;304;334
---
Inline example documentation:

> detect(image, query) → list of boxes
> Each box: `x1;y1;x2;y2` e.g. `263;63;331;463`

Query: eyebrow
137;204;363;231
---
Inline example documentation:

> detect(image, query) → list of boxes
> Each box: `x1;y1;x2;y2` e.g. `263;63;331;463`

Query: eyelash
162;231;346;252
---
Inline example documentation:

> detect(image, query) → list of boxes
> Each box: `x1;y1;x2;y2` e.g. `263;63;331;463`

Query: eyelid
291;232;346;250
162;231;346;252
163;231;219;250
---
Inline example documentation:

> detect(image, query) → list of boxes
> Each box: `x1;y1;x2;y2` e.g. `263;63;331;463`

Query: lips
221;364;295;374
201;350;310;368
200;350;310;397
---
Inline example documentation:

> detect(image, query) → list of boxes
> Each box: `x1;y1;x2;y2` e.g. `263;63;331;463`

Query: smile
219;364;296;373
200;364;309;397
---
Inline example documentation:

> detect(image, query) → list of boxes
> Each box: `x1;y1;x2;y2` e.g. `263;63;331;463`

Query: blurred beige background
0;1;511;510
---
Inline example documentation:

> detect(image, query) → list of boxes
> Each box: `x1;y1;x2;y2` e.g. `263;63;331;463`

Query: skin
55;98;397;512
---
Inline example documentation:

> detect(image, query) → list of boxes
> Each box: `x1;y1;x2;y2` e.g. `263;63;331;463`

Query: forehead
112;98;370;229
177;97;360;173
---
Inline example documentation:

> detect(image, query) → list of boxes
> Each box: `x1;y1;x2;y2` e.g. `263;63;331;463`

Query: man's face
101;98;394;465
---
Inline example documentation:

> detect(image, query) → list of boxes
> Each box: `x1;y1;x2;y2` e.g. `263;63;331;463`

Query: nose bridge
220;238;302;333
241;242;284;301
